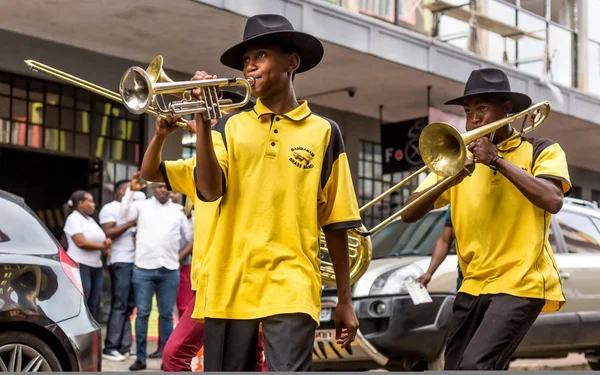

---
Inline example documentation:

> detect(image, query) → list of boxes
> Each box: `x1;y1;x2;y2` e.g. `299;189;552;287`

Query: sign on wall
380;116;428;174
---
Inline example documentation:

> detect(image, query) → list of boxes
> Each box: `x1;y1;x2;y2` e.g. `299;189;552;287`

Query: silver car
312;197;600;371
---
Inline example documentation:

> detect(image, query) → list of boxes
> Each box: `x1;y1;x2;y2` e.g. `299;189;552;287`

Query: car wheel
0;331;62;371
589;360;600;370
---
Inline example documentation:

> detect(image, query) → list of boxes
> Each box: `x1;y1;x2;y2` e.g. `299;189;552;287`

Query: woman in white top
63;190;112;321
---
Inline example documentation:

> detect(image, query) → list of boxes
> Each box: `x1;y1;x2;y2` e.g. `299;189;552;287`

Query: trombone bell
419;122;467;178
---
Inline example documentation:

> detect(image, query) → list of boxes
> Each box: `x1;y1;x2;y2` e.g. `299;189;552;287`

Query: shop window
358;140;423;231
0;70;144;167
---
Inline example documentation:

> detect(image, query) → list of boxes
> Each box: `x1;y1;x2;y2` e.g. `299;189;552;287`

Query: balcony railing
321;0;580;90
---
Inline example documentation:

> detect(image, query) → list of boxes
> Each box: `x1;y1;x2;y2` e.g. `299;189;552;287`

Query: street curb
509;363;590;371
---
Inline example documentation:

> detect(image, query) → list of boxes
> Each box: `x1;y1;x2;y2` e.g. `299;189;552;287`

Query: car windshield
371;209;454;259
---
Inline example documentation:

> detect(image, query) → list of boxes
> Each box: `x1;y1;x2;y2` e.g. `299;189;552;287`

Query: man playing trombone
402;68;572;370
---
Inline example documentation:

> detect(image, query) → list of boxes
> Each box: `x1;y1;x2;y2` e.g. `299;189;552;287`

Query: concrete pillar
577;0;588;90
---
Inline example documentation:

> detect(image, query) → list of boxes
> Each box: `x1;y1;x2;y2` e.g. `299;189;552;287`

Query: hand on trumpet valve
467;137;498;166
190;70;217;99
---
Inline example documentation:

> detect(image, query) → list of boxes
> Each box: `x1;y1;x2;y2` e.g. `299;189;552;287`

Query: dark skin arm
402;158;476;223
101;221;136;240
71;234;111;252
324;228;359;349
469;137;564;214
179;242;193;262
416;226;453;287
191;71;224;202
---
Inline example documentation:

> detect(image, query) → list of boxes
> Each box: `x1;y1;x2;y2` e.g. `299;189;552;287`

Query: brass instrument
319;101;550;288
119;55;254;120
24;56;254;131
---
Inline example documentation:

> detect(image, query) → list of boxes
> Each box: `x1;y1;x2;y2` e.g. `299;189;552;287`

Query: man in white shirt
118;174;192;371
99;179;143;362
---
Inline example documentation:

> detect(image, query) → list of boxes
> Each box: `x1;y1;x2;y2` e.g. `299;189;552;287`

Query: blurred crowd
59;176;194;370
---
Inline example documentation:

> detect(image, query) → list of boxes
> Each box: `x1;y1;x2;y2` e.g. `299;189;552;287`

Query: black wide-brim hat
445;68;532;113
220;14;324;74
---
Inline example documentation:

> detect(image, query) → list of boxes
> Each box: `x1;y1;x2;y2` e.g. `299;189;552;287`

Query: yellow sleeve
160;157;196;199
317;123;362;231
210;129;229;198
532;142;572;196
413;171;451;209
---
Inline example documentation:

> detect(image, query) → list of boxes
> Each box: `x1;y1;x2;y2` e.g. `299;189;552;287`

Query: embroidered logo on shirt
289;147;315;170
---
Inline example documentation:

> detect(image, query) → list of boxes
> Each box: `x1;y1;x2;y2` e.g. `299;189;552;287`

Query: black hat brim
445;89;532;113
220;31;324;73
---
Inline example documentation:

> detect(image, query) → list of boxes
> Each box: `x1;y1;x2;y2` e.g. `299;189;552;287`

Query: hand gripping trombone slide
24;56;255;131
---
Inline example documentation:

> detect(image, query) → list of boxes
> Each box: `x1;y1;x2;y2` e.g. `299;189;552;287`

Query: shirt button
274;129;278;134
271;142;275;146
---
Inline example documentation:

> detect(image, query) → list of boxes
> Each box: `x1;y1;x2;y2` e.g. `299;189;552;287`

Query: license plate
320;307;332;322
315;330;334;340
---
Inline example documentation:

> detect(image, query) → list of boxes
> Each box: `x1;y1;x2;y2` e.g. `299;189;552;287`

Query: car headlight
369;265;423;296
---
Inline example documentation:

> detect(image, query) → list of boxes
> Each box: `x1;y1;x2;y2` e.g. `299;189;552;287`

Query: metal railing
321;0;579;88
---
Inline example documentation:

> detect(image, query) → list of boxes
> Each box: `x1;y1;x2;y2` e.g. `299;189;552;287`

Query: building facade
0;0;599;235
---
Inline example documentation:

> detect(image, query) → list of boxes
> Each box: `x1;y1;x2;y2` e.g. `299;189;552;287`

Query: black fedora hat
445;68;532;113
220;14;324;74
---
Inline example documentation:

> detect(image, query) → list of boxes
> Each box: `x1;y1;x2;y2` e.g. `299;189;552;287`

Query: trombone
24;56;254;131
318;100;550;288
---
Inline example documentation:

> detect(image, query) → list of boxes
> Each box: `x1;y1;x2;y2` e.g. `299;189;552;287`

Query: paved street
99;323;591;373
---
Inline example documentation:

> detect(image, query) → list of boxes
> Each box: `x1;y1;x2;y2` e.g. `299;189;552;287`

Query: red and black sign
380;116;427;174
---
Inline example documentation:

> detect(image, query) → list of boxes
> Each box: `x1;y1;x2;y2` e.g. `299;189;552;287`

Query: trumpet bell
419;122;466;178
119;66;153;115
319;225;373;288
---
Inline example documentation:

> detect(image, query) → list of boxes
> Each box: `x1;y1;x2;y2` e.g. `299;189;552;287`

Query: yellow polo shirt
184;98;361;325
160;156;221;319
415;131;571;312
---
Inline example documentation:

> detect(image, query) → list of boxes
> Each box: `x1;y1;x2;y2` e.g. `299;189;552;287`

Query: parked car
0;189;102;371
312;197;600;371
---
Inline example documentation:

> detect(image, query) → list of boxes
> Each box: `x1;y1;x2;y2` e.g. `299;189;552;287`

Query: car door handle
559;272;571;280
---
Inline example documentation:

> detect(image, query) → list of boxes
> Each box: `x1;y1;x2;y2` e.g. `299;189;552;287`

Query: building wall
569;165;600;201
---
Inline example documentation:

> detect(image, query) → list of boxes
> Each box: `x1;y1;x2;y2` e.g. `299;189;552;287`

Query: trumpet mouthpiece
247;77;255;86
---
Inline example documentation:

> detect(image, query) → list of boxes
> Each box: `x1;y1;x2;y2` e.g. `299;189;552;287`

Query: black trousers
203;313;316;372
444;292;545;370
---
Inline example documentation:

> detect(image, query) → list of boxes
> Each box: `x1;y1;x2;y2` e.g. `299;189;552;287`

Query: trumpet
24;56;254;131
119;55;254;120
319;101;551;288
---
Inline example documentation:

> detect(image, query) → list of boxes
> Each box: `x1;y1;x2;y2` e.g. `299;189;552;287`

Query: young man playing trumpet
139;90;266;372
402;68;571;370
144;13;362;372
